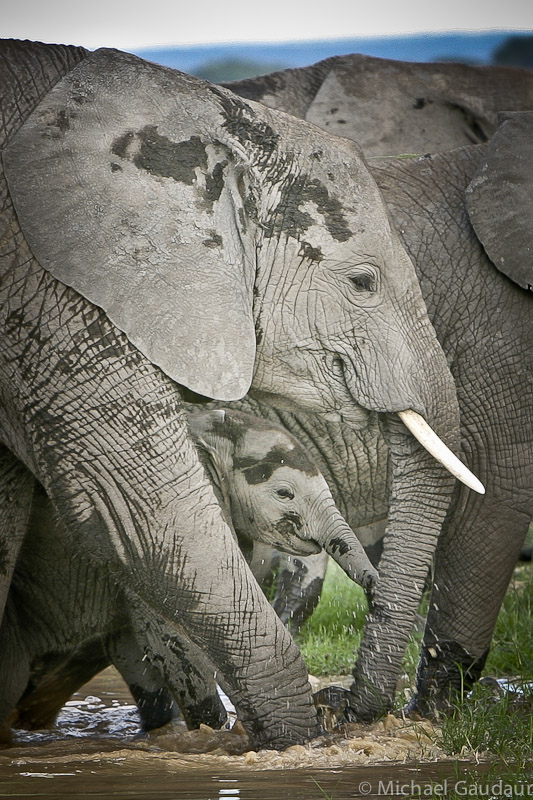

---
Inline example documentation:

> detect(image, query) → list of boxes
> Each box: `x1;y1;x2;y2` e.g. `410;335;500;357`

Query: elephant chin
397;410;485;495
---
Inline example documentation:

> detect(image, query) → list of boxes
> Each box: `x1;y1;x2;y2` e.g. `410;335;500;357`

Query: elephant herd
0;39;531;750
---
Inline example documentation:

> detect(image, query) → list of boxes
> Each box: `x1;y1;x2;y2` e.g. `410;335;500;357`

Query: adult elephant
0;41;477;747
224;55;533;718
225;52;533;156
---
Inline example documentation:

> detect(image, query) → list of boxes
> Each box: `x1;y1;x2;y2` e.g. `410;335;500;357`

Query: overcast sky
4;0;533;50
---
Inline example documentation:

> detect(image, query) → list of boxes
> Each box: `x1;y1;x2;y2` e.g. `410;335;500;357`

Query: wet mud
0;668;498;799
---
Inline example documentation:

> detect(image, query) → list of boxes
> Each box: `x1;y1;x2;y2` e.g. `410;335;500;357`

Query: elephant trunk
315;500;379;592
348;303;465;719
344;260;466;719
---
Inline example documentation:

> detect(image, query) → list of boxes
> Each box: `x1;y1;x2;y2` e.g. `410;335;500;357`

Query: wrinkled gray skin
6;408;376;733
224;56;533;716
0;42;457;746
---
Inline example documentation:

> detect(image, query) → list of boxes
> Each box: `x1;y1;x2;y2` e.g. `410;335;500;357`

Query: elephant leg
0;257;317;749
0;445;34;624
271;551;329;633
14;640;110;730
107;625;180;731
410;488;532;716
127;600;228;731
0;600;32;732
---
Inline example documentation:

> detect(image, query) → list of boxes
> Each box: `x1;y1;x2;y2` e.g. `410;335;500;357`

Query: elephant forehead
238;427;298;462
236;444;320;485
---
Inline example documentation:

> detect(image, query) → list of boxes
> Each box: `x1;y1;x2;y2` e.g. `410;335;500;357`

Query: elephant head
226;53;533;158
4;45;477;485
190;407;378;591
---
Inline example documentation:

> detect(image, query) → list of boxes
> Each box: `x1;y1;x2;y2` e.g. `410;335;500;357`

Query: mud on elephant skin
5;408;376;736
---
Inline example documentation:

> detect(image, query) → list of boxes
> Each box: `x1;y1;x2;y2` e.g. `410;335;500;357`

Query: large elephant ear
3;48;257;400
465;111;533;292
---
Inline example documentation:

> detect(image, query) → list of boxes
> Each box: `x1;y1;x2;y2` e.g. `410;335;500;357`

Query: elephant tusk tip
397;409;485;495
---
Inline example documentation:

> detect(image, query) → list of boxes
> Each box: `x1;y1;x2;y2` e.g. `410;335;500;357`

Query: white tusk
398;409;485;495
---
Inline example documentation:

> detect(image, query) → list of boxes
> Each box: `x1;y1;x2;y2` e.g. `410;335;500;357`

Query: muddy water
0;669;502;799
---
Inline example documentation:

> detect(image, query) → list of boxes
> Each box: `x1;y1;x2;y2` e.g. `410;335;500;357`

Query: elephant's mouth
273;538;322;556
268;515;322;556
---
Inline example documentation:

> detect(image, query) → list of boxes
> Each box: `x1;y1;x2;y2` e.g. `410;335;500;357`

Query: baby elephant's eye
276;488;295;500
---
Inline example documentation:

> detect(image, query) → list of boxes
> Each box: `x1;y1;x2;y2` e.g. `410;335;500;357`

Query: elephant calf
3;408;376;736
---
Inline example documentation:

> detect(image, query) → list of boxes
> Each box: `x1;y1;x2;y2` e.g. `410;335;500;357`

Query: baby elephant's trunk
315;501;378;592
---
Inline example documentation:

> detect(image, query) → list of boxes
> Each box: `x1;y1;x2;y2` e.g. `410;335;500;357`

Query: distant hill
134;31;533;82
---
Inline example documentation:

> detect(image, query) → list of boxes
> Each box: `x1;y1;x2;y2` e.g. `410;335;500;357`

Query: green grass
300;557;533;682
484;566;533;677
298;559;368;675
438;679;533;768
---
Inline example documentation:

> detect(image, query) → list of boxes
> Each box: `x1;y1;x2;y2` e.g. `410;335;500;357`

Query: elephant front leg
271;551;329;633
408;488;532;717
0;268;318;749
14;641;111;730
121;599;227;732
344;423;456;721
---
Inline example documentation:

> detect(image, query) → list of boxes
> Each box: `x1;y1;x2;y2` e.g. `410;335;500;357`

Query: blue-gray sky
4;0;533;49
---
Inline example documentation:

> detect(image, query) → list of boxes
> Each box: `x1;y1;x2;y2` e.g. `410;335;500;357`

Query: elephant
0;40;479;747
222;53;533;718
5;407;376;735
224;52;533;157
224;53;533;630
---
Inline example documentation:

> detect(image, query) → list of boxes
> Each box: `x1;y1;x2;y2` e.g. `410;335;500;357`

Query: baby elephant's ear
465;111;533;292
3;48;257;400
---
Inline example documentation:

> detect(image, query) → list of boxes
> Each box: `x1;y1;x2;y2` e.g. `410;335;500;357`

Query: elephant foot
180;695;229;731
313;682;391;728
405;641;489;720
313;686;359;730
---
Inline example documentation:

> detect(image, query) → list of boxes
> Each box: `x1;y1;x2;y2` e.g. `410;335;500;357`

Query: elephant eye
349;270;377;293
276;488;295;500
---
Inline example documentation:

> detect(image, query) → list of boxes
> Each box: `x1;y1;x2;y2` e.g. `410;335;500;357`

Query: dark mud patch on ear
111;126;208;185
202;232;223;248
111;130;135;159
265;176;352;243
210;86;280;165
204;160;227;202
299;240;324;262
135;128;207;184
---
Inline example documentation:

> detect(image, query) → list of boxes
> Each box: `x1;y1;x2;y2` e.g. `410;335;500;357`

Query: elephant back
0;39;88;148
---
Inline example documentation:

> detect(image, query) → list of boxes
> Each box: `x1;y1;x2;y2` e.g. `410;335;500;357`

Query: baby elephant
5;409;376;735
191;408;377;588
